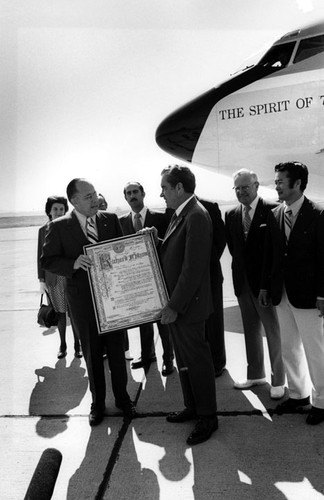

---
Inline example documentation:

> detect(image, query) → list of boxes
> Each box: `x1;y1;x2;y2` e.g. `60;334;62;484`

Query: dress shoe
270;385;285;399
186;416;218;446
89;404;105;426
131;356;157;369
234;377;267;390
306;407;324;425
125;350;133;360
276;396;311;414
57;350;67;359
115;401;138;419
166;408;196;423
74;348;83;358
162;362;174;376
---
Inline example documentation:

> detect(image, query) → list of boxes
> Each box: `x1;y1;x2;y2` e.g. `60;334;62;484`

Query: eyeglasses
232;183;255;192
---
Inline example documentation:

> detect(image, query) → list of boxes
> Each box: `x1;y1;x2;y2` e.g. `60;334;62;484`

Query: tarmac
1;225;324;500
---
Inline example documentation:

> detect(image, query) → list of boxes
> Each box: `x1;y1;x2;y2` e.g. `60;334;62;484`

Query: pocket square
260;224;267;227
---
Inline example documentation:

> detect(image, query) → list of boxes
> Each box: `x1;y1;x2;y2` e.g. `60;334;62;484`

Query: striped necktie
164;212;177;239
133;213;142;232
86;217;98;244
284;208;292;241
243;205;252;240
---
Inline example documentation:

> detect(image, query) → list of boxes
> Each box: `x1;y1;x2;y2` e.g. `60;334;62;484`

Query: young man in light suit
158;165;218;446
225;169;285;399
259;161;324;425
41;178;136;426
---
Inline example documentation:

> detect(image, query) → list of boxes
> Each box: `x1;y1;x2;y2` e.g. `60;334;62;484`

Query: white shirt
132;207;147;228
74;209;97;237
241;195;259;224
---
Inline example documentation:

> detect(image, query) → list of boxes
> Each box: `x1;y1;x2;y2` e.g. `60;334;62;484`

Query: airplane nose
155;88;217;163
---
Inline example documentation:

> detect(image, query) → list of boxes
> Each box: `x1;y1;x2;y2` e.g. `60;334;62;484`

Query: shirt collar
175;194;195;217
284;195;304;216
73;209;96;231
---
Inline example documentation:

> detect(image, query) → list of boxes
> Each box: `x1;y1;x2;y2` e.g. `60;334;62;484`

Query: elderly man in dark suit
119;181;174;376
41;178;136;426
259;161;324;425
158;165;218;446
225;169;285;399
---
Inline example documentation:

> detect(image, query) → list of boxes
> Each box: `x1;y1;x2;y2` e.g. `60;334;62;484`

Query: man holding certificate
159;165;218;446
40;178;136;426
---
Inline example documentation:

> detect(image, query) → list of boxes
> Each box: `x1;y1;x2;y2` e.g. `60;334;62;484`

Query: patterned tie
284;208;292;241
243;205;252;240
86;217;98;244
133;213;142;232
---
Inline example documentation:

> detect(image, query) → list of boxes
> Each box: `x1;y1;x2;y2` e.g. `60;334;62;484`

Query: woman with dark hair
37;196;82;358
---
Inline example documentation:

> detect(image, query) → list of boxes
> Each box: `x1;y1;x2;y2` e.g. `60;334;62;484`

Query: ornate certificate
84;232;169;334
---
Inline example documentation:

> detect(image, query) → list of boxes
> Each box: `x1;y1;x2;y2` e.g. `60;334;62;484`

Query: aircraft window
257;42;295;68
294;34;324;63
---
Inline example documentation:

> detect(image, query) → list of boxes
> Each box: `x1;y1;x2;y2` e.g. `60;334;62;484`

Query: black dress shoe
115;401;138;419
131;356;157;369
162;362;174;376
57;350;67;359
74;349;83;358
306;407;324;425
276;396;310;414
166;408;196;423
89;404;105;426
186;416;218;446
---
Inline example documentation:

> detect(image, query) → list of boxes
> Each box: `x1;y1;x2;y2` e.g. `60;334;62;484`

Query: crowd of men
40;161;324;446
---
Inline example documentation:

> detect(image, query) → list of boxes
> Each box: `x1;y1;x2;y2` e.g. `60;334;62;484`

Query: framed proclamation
84;232;169;334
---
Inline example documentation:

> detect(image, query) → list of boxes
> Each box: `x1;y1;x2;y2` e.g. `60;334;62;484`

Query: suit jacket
37;223;58;287
160;197;213;323
119;208;170;238
261;196;324;308
198;198;226;288
225;197;278;298
40;211;123;319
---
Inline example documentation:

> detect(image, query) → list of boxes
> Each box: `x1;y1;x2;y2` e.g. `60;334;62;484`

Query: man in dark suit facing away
225;169;285;399
41;178;136;426
119;181;174;376
259;161;324;425
197;197;227;377
158;164;218;446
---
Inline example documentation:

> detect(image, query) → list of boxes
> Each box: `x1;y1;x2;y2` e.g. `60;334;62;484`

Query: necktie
243;205;252;240
284;208;292;241
86;217;98;244
164;212;177;239
133;213;142;232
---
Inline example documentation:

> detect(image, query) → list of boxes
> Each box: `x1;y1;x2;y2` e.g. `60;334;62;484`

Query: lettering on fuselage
218;95;320;120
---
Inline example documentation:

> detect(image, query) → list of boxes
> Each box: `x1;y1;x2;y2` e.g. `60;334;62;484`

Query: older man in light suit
158;164;218;446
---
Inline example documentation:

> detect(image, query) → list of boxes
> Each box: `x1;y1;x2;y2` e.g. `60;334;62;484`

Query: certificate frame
84;232;169;334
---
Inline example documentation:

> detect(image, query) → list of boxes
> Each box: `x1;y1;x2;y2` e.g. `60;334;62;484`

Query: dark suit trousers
70;309;130;408
205;281;225;373
168;318;217;416
156;321;174;364
238;275;285;385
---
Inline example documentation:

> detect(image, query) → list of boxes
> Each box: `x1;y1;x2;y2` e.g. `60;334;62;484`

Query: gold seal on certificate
84;232;169;334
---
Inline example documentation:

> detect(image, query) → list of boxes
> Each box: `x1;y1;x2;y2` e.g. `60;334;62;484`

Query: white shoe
234;378;267;390
125;350;133;360
270;385;285;399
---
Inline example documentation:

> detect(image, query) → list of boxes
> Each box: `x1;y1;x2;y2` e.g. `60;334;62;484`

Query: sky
1;0;324;214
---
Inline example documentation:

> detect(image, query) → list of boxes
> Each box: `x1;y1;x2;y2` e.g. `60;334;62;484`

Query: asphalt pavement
1;225;324;500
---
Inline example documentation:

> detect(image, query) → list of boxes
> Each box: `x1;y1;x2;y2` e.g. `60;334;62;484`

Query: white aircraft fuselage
155;21;324;198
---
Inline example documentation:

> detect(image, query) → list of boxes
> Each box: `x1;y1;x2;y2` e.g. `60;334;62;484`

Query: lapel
289;197;313;240
162;197;196;244
233;204;245;244
67;212;88;245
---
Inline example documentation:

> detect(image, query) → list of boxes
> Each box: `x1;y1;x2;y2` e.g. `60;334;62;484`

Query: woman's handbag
37;292;59;328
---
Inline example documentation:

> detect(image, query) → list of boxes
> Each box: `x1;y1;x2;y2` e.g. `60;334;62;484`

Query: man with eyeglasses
225;169;285;399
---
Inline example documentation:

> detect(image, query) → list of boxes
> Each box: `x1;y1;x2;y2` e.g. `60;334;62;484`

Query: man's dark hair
274;161;308;192
123;182;144;196
161;164;196;193
66;178;85;202
45;196;69;219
